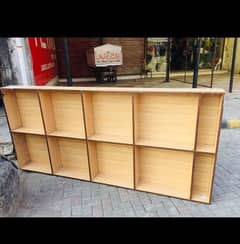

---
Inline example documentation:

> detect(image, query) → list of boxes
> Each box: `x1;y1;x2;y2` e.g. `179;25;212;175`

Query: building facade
55;37;235;81
1;37;239;87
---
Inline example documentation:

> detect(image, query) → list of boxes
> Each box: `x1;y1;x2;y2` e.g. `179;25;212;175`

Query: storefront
173;38;224;71
145;37;168;73
145;37;225;73
54;37;226;80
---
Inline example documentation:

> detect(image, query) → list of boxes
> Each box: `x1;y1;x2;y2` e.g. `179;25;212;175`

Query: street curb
222;120;240;129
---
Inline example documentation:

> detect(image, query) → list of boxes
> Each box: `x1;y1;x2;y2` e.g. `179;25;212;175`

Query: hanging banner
28;38;57;85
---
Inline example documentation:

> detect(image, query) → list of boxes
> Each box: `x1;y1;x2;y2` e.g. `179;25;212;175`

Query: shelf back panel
90;142;134;188
136;147;194;199
49;91;85;137
135;94;199;150
16;91;44;132
4;90;44;133
58;138;88;169
2;90;22;130
88;92;133;144
25;135;51;168
13;133;51;173
48;137;90;180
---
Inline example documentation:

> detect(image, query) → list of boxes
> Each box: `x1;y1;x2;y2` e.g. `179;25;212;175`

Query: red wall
28;38;58;85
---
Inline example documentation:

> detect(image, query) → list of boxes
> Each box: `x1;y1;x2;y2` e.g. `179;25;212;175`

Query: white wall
7;38;34;85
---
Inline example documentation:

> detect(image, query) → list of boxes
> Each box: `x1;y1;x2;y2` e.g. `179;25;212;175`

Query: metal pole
184;38;189;82
229;37;238;93
165;37;171;82
63;38;72;86
192;38;202;88
210;38;217;88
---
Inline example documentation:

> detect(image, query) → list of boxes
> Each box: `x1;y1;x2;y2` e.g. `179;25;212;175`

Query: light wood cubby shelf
1;86;225;204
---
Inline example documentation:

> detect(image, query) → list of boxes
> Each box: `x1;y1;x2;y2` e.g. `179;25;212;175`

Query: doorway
170;38;224;72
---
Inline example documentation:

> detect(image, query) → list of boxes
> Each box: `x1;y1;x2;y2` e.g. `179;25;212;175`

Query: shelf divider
190;94;202;200
81;92;93;181
209;95;224;203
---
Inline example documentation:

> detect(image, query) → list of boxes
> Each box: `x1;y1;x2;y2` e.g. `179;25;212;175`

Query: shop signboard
87;44;123;67
28;38;57;85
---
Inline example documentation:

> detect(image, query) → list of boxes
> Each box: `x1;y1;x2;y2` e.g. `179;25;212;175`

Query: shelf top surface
1;85;225;94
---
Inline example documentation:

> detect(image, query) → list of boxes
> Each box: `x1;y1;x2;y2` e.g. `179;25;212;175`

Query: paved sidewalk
13;128;240;217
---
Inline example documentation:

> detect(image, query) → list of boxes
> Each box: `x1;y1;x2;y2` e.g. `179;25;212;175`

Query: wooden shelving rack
1;86;225;203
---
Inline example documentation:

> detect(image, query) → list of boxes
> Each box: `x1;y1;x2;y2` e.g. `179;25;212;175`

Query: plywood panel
197;95;222;153
54;166;89;180
3;90;44;133
93;174;132;188
12;128;45;135
136;147;194;199
135;94;199;150
15;91;44;133
82;92;95;137
48;131;85;139
88;141;98;178
25;134;52;173
2;86;225;94
21;162;52;174
134;146;140;186
47;137;62;172
12;133;30;168
50;91;85;138
90;142;134;188
88;134;132;144
48;137;90;180
133;94;139;144
90;92;133;144
2;90;21;130
38;91;56;133
191;153;215;203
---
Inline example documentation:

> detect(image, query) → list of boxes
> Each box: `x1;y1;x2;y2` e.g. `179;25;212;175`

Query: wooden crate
1;86;225;204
